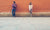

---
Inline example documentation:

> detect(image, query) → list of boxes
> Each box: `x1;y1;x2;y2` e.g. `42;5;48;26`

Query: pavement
0;12;50;17
0;17;50;30
32;12;50;17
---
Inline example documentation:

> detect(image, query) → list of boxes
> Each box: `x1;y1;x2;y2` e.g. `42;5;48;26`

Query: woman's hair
29;2;32;5
13;1;15;3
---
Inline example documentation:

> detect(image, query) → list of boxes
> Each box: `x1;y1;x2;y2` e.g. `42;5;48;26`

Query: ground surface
0;17;50;30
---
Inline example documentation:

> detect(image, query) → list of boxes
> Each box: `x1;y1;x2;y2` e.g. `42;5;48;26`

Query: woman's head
29;2;32;5
13;1;15;3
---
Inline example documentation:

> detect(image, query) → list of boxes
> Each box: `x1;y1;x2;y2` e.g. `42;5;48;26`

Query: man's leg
12;9;14;16
13;9;16;16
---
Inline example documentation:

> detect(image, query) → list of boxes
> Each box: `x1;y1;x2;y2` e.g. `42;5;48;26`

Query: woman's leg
30;9;32;17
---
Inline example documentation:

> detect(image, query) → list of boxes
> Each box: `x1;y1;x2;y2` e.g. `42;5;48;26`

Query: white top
29;5;33;11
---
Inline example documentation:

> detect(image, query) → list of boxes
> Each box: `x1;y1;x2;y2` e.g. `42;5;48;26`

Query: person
12;1;17;17
29;2;33;16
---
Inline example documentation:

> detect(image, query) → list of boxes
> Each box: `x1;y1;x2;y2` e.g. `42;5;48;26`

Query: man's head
13;1;15;4
29;2;32;5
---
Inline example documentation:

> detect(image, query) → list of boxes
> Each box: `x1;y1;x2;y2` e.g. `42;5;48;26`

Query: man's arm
14;4;17;7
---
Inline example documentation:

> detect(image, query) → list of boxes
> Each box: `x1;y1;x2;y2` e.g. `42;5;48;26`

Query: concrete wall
0;0;50;12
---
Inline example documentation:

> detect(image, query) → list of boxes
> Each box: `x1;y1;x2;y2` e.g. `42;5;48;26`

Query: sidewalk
0;12;50;17
0;17;50;30
0;12;30;17
32;12;50;17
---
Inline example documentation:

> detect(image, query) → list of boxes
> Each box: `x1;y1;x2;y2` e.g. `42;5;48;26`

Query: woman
29;2;33;16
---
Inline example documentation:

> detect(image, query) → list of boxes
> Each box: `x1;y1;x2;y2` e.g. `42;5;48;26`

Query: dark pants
12;9;16;16
30;9;32;14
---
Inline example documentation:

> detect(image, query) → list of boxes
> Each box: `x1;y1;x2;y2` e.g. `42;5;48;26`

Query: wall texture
0;0;50;12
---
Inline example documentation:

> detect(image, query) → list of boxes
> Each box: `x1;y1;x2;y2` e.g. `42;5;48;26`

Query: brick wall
0;0;50;12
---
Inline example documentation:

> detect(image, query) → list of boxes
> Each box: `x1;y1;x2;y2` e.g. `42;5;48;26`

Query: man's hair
13;1;15;3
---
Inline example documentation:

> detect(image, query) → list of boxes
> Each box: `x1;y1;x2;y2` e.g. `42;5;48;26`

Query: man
29;2;33;16
12;1;17;17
